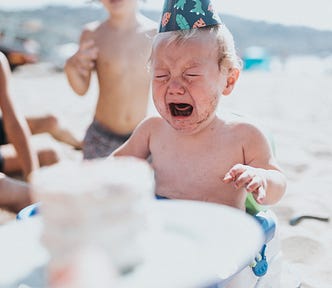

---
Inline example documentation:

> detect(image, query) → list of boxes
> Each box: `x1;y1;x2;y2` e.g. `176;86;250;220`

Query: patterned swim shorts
82;120;131;160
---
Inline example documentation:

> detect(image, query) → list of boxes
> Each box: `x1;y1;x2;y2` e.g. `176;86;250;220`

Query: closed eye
184;73;201;81
154;72;169;81
184;69;202;78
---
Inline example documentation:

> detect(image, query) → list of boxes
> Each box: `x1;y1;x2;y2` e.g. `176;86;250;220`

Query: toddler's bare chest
155;146;240;186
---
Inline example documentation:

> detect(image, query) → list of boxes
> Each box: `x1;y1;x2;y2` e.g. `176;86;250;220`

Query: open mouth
169;103;193;117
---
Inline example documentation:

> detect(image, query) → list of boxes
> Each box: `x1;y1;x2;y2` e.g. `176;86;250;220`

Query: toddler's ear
223;68;240;95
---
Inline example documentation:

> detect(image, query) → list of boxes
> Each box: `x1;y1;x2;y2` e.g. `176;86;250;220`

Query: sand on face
2;63;332;287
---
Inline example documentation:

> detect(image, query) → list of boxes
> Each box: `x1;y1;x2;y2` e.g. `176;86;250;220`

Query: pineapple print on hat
159;0;222;33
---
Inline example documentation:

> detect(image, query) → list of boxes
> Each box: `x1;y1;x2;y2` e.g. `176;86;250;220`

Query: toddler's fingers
234;171;252;189
223;172;233;183
245;176;261;192
229;164;247;177
255;186;266;204
223;164;246;182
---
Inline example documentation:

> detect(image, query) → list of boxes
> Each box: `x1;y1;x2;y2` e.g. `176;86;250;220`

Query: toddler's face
151;32;228;134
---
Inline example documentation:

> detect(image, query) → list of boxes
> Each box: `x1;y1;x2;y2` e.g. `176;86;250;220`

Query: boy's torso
87;20;156;135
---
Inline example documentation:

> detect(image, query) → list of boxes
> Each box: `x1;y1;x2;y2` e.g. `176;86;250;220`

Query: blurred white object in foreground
30;157;155;281
49;246;118;288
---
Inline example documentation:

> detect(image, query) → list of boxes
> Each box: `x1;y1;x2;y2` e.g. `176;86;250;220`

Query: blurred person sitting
0;51;59;180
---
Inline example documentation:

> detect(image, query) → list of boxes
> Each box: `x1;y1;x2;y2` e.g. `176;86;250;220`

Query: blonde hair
153;24;242;71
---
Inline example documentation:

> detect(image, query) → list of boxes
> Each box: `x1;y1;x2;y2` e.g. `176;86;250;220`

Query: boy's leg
26;114;82;149
0;172;32;213
0;144;59;176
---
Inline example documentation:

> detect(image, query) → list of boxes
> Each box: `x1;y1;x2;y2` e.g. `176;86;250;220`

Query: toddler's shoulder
141;116;164;128
219;111;275;156
222;112;267;139
134;117;164;138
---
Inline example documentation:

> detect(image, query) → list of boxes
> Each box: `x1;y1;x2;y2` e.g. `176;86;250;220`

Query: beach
222;69;332;288
1;63;331;287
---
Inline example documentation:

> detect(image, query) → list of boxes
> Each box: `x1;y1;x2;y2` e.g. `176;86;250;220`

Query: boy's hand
72;40;99;77
223;164;266;204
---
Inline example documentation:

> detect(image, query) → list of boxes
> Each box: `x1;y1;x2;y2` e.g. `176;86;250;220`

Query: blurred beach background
0;1;331;287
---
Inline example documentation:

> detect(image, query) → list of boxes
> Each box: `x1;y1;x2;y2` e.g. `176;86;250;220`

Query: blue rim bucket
16;202;41;220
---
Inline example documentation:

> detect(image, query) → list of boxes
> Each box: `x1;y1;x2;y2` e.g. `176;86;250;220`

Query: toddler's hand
223;164;266;204
73;40;99;77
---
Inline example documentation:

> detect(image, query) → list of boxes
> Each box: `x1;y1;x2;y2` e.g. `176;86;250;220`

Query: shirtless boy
112;23;286;210
65;0;157;159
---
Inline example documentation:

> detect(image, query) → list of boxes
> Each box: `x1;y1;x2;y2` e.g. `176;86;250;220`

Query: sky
0;0;331;31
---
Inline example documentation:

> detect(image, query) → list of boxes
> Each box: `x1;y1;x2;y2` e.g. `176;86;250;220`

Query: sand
1;63;331;287
222;70;332;288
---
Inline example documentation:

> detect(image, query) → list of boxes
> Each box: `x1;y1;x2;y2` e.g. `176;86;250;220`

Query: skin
0;52;60;179
65;0;157;135
26;115;82;149
0;52;39;180
112;31;286;210
0;53;34;213
0;172;32;213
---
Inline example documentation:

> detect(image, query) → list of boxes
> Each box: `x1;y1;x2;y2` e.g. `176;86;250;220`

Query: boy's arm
111;118;156;159
0;173;32;213
64;30;98;96
224;124;286;205
0;53;39;180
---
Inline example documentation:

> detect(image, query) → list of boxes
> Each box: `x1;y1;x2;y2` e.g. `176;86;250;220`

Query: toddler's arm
111;118;158;160
223;164;286;205
223;122;286;205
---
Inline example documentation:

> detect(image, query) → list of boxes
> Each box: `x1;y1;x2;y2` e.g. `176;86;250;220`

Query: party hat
159;0;222;33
